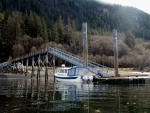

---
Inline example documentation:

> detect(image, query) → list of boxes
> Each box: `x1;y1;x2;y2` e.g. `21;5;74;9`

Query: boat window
68;69;75;76
60;69;68;73
60;69;64;73
65;70;68;73
60;69;65;73
76;68;88;75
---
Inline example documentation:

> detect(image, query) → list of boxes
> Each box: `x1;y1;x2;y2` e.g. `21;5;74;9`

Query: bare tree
31;46;37;53
12;44;25;57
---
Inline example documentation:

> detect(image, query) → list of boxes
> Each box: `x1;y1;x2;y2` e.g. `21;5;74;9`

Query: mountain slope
1;0;150;40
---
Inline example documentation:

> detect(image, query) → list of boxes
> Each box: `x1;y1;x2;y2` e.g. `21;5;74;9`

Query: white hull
55;76;83;82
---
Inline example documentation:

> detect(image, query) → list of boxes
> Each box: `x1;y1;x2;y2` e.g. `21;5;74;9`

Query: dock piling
53;56;55;75
21;60;24;74
13;62;15;73
45;53;48;80
25;58;28;76
113;29;119;77
82;22;88;67
31;57;35;78
37;55;41;79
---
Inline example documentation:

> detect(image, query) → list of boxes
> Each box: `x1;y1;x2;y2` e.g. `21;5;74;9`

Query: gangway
0;47;114;77
47;47;113;77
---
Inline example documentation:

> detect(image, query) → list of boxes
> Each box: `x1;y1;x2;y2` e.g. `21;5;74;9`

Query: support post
25;58;28;76
45;53;48;80
82;22;88;67
21;60;24;74
13;62;15;72
16;61;19;73
31;57;35;78
37;55;41;79
53;56;55;75
113;29;119;77
17;61;21;73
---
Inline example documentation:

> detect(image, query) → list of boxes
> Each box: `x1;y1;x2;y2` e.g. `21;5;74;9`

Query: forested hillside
0;0;150;70
1;0;150;38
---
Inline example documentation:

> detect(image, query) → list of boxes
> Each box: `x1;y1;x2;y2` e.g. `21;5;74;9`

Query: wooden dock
93;75;150;85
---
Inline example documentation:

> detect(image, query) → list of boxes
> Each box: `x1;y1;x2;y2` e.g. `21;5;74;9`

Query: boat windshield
68;68;75;76
76;68;88;75
59;69;68;73
68;67;88;76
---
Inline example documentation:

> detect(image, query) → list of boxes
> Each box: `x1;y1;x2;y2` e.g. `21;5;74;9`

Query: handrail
47;47;113;76
0;46;114;76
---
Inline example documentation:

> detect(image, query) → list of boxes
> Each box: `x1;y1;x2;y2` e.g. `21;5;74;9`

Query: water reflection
54;82;93;101
0;78;150;113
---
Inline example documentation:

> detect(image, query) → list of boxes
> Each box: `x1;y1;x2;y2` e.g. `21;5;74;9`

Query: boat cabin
68;66;88;76
59;68;68;73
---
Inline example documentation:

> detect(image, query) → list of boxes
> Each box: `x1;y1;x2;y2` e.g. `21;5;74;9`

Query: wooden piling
53;56;55;75
53;56;55;82
44;79;48;101
25;58;28;76
45;53;48;80
31;79;34;99
113;29;119;77
17;61;19;73
82;22;88;67
37;55;41;79
21;60;24;74
31;57;35;78
13;62;16;73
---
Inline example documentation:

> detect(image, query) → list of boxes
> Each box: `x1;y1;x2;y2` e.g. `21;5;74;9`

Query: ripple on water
0;78;150;113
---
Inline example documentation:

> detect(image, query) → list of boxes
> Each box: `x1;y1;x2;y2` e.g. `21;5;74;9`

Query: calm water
0;77;150;113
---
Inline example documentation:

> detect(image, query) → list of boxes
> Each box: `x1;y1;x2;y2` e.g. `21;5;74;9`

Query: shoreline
0;70;150;78
0;71;54;79
119;71;150;77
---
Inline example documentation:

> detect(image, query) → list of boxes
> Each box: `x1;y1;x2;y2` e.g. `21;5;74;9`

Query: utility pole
113;29;119;77
82;22;88;67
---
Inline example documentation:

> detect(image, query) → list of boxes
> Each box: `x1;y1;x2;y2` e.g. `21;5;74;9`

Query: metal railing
0;46;114;77
47;47;114;77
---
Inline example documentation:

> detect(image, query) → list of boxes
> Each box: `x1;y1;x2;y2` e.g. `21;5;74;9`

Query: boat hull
55;76;83;82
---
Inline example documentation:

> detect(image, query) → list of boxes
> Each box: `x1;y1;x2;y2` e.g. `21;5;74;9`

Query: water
0;77;150;113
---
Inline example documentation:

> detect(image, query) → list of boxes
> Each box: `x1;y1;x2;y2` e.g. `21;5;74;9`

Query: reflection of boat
54;66;93;82
55;82;93;101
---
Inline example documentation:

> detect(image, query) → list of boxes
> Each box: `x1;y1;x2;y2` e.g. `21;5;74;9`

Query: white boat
54;66;93;82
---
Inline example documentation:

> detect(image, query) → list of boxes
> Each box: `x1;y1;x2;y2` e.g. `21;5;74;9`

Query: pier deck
93;71;150;84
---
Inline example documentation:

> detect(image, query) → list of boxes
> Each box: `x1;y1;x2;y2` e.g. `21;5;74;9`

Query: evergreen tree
41;18;48;42
57;15;65;43
65;17;73;45
52;22;59;43
48;29;53;41
0;13;4;39
14;11;24;44
26;11;36;37
0;13;4;23
0;13;4;62
0;2;3;12
34;14;42;37
3;13;16;46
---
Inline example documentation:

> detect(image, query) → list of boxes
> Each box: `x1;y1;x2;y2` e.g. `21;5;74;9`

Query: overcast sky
99;0;150;14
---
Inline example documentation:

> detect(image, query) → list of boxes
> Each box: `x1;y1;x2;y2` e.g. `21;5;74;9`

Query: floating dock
93;75;150;85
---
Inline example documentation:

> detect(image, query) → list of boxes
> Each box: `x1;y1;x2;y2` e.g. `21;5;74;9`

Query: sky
99;0;150;14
